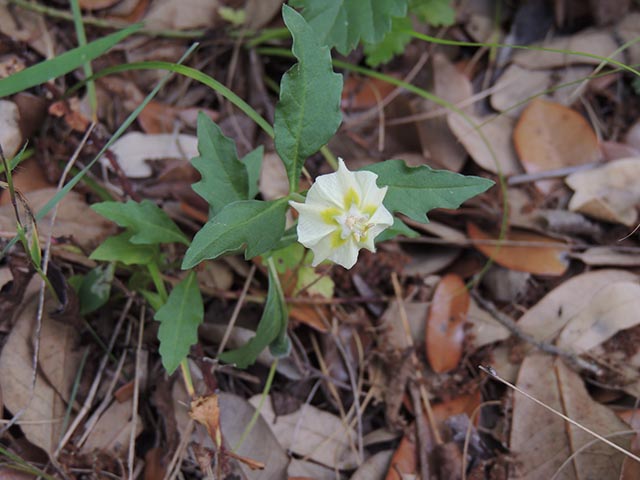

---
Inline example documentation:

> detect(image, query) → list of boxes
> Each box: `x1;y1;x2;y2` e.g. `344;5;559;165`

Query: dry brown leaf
557;282;640;352
514;99;601;193
260;151;291;201
510;354;629;479
467;222;569;276
466;298;510;349
413;54;472;172
570;247;640;266
0;158;51;205
491;65;593;117
0;6;50;56
189;394;221;447
517;269;637;342
0;188;114;250
350;450;393;480
81;398;142;454
288;459;335;480
0;291;79;454
103;132;198;178
78;0;122;10
447;113;520;175
342;76;397;110
249;394;360;470
512;30;622;69
143;0;219;30
566;157;640;226
616;13;640;66
384;432;417;480
380;301;428;351
0;100;22;159
425;274;469;373
245;0;283;30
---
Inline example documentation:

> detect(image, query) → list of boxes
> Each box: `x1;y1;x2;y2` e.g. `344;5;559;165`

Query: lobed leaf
92;199;189;245
363;16;413;67
154;272;203;374
291;0;409;55
274;5;343;190
191;113;253;214
182;199;288;269
364;159;494;223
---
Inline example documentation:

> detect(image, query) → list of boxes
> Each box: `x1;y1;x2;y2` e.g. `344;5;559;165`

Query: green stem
233;358;278;451
69;0;97;121
147;261;168;302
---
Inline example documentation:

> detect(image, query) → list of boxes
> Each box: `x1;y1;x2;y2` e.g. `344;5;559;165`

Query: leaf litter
2;1;640;479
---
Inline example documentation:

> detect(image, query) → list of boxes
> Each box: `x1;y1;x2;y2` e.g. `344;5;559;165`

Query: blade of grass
0;24;141;98
69;0;97;121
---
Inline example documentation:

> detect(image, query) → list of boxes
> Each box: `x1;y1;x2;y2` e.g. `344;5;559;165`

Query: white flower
289;159;394;269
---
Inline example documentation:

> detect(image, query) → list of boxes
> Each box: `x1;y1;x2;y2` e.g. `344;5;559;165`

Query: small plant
87;5;493;374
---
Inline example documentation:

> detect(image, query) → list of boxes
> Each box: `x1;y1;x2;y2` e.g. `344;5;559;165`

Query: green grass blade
0;24;140;98
69;0;97;120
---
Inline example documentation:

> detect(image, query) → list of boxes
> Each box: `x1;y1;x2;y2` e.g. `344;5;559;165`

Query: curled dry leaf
510;354;629;479
569;247;640;267
514;98;601;192
557;282;640;353
566;157;640;226
512;30;622;69
425;273;470;373
517;269;637;342
350;450;393;480
467;222;569;276
447;112;520;175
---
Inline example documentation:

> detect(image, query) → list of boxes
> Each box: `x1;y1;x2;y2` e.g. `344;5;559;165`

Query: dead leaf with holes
514;98;601;193
510;354;629;479
467;222;569;276
425;274;469;373
566;157;640;227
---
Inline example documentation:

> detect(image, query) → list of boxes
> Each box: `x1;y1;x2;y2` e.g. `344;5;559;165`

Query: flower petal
327;237;360;269
290;201;337;245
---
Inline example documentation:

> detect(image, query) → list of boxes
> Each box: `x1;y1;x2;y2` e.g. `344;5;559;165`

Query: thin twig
409;381;431;480
507;162;601;185
128;308;145;480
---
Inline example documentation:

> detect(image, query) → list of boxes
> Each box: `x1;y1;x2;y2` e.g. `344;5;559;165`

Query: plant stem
147;261;168;302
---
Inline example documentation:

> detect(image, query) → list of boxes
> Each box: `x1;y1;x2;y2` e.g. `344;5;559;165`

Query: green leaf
291;0;408;55
363;16;413;67
154;272;203;374
192;113;250;214
274;5;343;190
219;263;288;368
78;263;115;315
242;146;263;200
92;200;189;245
90;232;157;265
411;0;455;26
364;159;494;223
182;199;288;269
0;25;140;98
